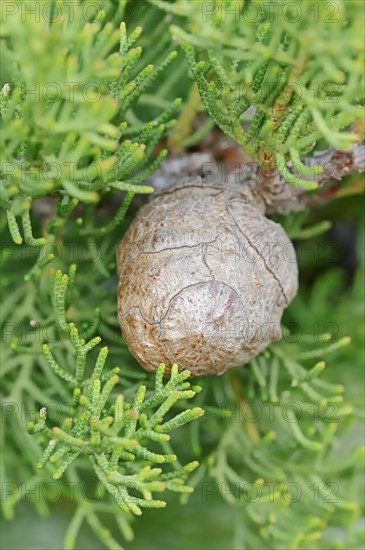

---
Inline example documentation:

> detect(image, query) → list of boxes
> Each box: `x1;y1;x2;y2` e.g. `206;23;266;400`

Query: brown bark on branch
146;143;365;216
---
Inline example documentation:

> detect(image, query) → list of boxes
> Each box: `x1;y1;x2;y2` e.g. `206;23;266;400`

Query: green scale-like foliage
150;0;364;188
3;263;204;548
1;0;180;246
1;1;364;549
28;271;204;514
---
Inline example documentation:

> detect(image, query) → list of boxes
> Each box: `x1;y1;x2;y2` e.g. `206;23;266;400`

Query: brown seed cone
117;181;298;377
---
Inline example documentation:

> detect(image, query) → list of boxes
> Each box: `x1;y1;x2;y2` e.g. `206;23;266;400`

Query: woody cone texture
117;182;298;376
